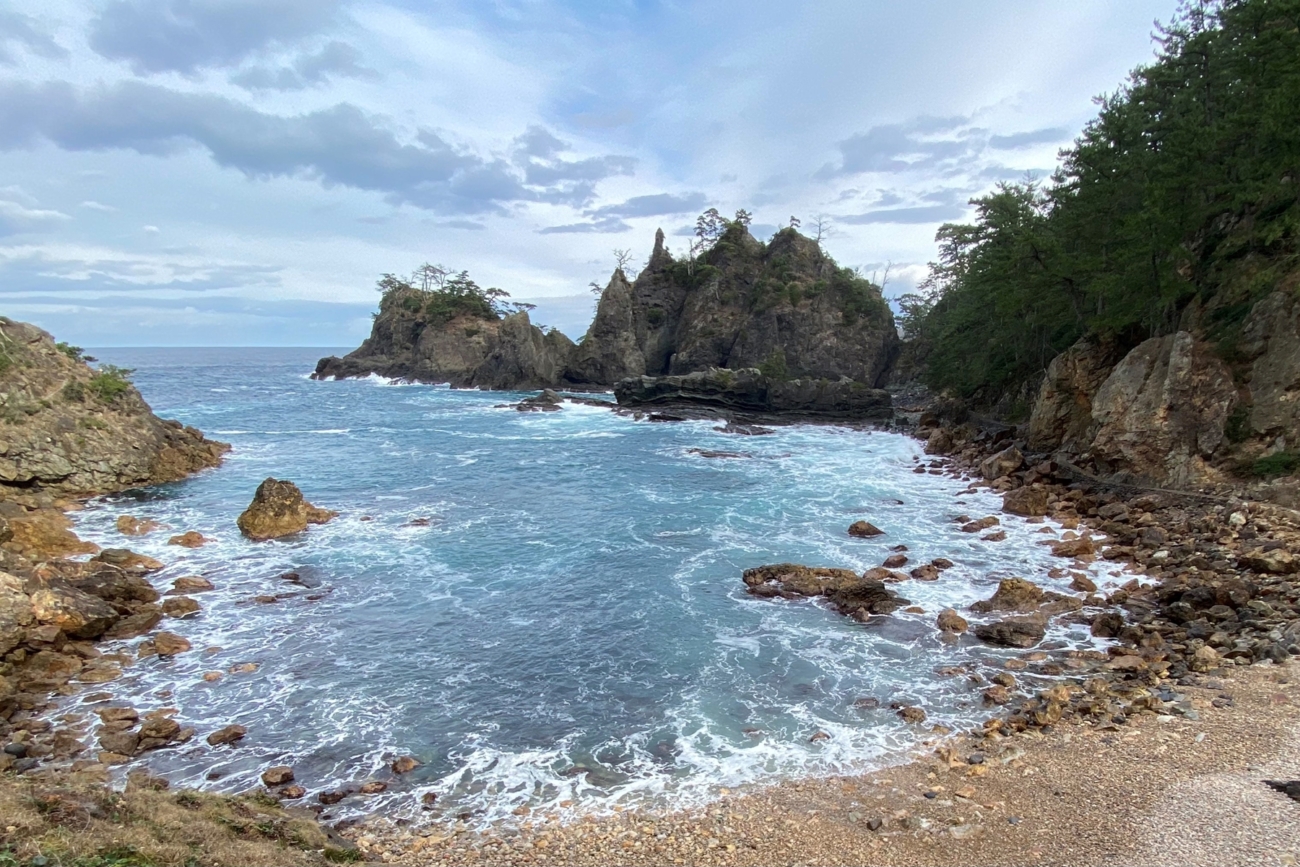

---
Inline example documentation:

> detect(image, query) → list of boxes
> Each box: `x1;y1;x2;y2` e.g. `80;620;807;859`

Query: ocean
66;346;1112;824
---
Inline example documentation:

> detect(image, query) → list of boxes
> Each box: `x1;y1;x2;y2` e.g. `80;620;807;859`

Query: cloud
824;115;975;176
538;217;630;235
231;41;378;91
0;8;67;63
0;243;282;290
0;80;633;215
988;127;1070;149
79;200;118;212
838;205;966;225
585;192;708;219
0;199;71;235
88;0;340;74
509;125;636;189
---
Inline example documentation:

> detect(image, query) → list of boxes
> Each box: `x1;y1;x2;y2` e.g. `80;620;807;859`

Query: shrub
86;366;134;403
759;348;788;380
1225;404;1251;444
55;342;84;361
62;380;86;402
1250;452;1300;479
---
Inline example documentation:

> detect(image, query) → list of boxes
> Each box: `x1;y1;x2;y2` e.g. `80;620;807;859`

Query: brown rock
1050;538;1095;558
137;717;182;750
69;566;160;606
229;662;258;674
172;576;214;593
982;530;1008;542
1070;573;1098;593
897;706;927;724
161;597;200;618
102;608;162;640
359;781;388;795
318;790;347;805
91;548;165;574
1028;335;1124;452
237;478;337;541
116;515;162;536
1190;645;1219;672
202;671;222;682
261;766;295;786
0;570;35;655
98;730;140;756
206;724;247;746
29;581;117;639
973;615;1048;648
153;631;192;656
961;516;999;533
970;577;1044;613
391;756;421;774
6;510;99;560
279;785;306;799
847;520;885;538
932;557;954;570
936;609;968;633
1003;485;1048;517
982;685;1011;705
167;531;209;548
97;706;139;724
882;553;908;569
980;446;1023;481
910;564;941;581
742;563;910;616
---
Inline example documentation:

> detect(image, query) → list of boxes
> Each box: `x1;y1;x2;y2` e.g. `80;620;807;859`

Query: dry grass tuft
0;771;352;866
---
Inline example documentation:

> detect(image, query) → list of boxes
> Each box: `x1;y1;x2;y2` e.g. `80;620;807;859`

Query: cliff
614;367;892;420
0;318;228;500
568;226;899;388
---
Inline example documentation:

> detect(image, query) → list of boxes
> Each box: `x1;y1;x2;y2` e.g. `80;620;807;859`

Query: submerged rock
237;478;337;541
742;563;910;618
614;368;892;419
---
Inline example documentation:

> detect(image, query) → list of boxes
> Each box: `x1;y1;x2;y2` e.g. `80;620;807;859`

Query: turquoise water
67;348;1111;823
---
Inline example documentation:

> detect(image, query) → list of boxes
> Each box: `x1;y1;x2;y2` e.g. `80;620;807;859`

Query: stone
882;553;908;569
742;563;910;617
897;706;927;724
97;706;138;724
932;558;954;570
116;515;161;536
153;631;192;656
1240;291;1300;441
261;766;295;786
974;615;1048;649
6;510;99;560
0;570;34;655
161;597;200;618
392;756;421;774
961;517;999;533
937;608;968;633
137;717;182;751
29;581;117;640
318;790;347;805
1091;612;1125;638
980;446;1023;481
206;724;247;746
848;520;885;538
172;576;214;593
98;730;139;755
970;578;1044;613
103;609;162;640
1241;550;1299;575
280;785;306;799
1070;573;1098;593
982;530;1008;542
1190;645;1219;672
1003;486;1049;517
910;564;941;581
359;781;388;794
70;567;160;606
1050;538;1095;558
91;548;165;573
237;478;337;541
167;531;208;548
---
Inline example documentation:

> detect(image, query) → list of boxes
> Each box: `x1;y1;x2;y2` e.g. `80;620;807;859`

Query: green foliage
1249;451;1300;478
86;365;135;403
324;846;363;863
758;348;788;380
916;0;1300;401
1225;403;1251;443
55;341;85;361
646;308;666;327
375;266;514;326
61;379;86;402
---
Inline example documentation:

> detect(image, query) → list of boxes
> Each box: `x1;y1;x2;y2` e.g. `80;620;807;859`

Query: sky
0;0;1178;346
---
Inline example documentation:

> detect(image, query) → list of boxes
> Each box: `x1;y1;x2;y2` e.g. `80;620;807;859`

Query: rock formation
0;318;228;499
614;367;892;419
237;478;337;541
741;563;910;619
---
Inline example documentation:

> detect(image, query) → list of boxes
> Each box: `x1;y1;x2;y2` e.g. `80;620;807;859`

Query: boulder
980;446;1023;481
69;566;160;606
936;609;968;633
961;516;999;533
1050;538;1095;558
172;576;215;593
262;766;295;786
237;478;337;541
1002;485;1048;517
514;389;563;412
974;615;1048;648
116;515;161;536
970;578;1043;613
91;549;164;574
167;531;208;548
206;724;247;746
0;571;34;655
882;553;908;569
391;756;421;774
153;631;192;656
1240;550;1299;575
161;597;200;618
897;706;927;724
5;510;98;560
847;520;884;538
29;581;117;639
1089;331;1236;486
741;563;910;617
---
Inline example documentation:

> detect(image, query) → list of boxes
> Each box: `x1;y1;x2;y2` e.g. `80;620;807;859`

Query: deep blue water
66;347;1112;824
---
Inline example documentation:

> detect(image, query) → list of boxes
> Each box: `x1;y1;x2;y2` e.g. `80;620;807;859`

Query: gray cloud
89;0;339;74
988;127;1070;149
0;199;71;235
0;80;632;214
838;204;966;225
0;8;68;63
510;126;636;189
231;41;378;91
585;192;708;219
824;115;974;176
538;216;630;235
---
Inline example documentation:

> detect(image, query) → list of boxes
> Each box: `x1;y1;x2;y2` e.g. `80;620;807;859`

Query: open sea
63;347;1115;825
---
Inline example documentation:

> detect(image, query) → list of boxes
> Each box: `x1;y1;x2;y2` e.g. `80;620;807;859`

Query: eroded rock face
1088;331;1236;486
1240;290;1300;441
0;571;34;655
614;368;892;419
0;318;229;498
742;563;910;618
236;478;337;541
1027;336;1125;452
471;313;576;391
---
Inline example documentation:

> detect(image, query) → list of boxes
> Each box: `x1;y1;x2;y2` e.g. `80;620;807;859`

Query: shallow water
66;347;1118;824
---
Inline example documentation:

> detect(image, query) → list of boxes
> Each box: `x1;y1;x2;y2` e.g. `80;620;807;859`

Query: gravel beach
349;661;1300;867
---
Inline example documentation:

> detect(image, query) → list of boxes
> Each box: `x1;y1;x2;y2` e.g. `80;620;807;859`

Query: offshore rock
237;478;337;541
742;563;910;617
614;368;892;419
0;318;228;499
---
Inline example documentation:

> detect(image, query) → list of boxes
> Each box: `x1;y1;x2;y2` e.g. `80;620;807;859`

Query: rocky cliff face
314;292;572;390
569;227;900;388
614;367;892;420
0;318;228;500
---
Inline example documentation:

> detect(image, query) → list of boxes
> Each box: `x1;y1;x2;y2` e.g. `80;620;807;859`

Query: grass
0;773;339;867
